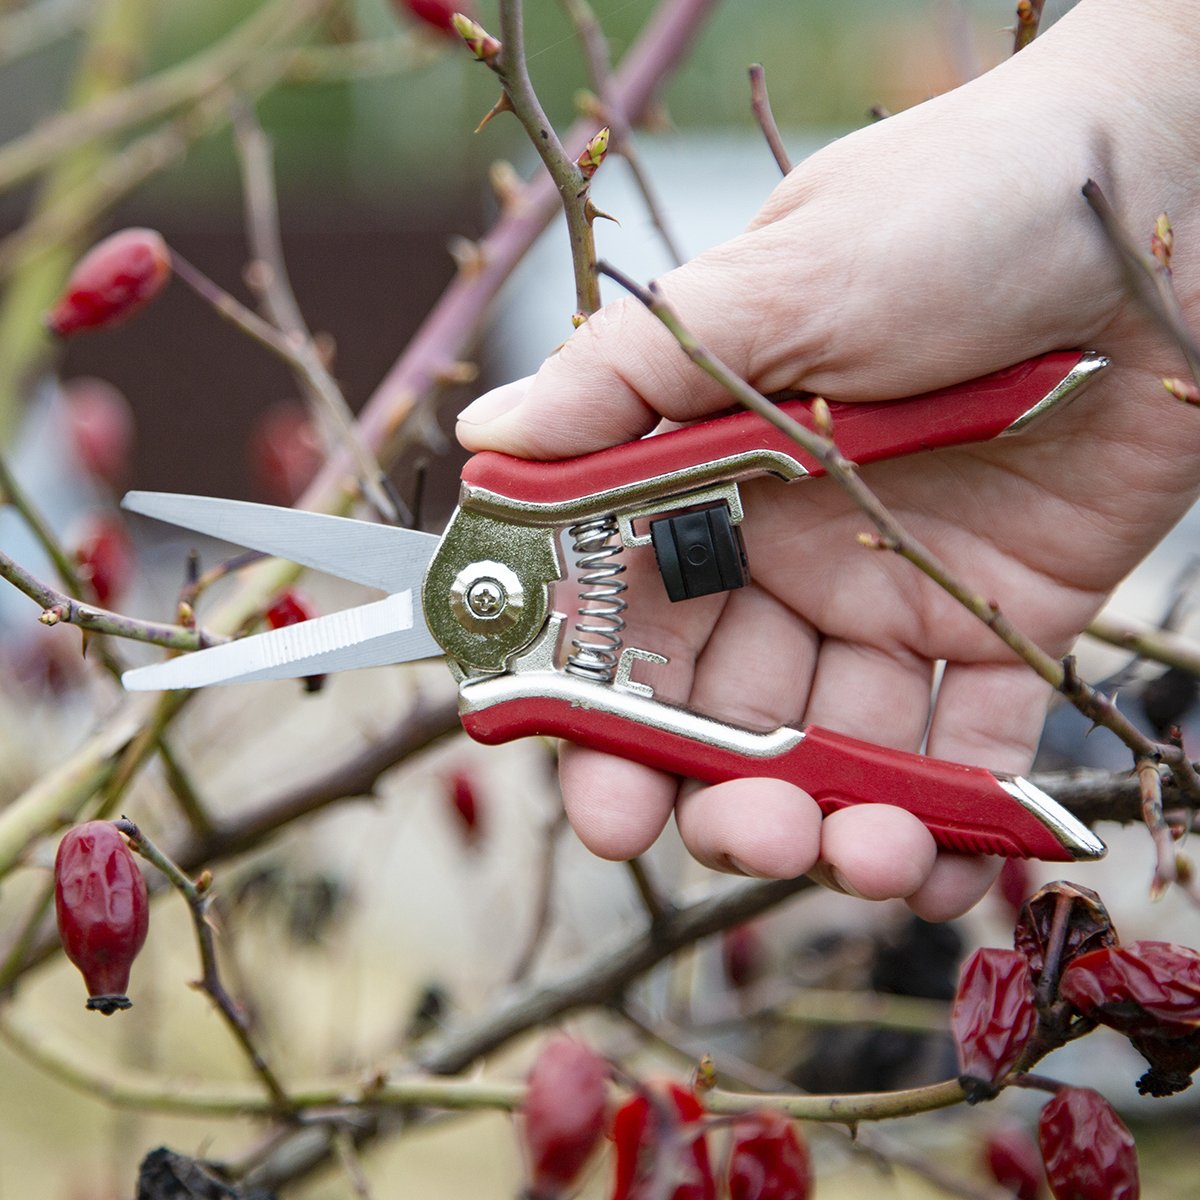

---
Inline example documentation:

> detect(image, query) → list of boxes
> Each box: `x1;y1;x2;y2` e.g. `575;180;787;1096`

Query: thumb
455;234;805;458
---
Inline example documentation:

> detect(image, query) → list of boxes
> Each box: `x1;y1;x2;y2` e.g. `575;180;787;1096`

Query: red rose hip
54;821;149;1014
45;228;171;337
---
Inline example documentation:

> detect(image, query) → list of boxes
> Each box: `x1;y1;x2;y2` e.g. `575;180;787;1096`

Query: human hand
457;0;1200;919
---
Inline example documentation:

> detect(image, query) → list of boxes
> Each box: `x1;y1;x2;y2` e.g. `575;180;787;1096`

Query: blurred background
9;2;1200;1198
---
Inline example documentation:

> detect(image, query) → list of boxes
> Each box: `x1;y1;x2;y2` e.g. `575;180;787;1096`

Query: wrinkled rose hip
45;228;171;337
1037;1087;1138;1200
521;1036;609;1198
54;821;149;1014
610;1082;715;1200
726;1110;811;1200
951;947;1037;1101
983;1123;1044;1200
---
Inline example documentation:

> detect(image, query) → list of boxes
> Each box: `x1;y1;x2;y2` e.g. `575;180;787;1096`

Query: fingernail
829;867;867;899
457;377;532;426
727;855;773;879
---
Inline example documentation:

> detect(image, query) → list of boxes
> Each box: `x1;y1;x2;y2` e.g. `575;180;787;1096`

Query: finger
819;804;938;900
926;660;1054;773
559;747;677;861
674;586;820;875
673;778;823;878
803;641;941;899
456;228;838;458
804;639;935;751
905;853;1003;922
557;547;726;860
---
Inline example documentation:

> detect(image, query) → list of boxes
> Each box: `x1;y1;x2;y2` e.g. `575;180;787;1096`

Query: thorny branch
231;104;402;523
596;259;1200;845
748;64;793;176
560;0;685;266
115;818;293;1113
468;0;605;318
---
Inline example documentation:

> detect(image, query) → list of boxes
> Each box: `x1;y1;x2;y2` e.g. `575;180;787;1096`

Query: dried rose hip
521;1036;609;1199
1037;1087;1138;1200
726;1111;811;1200
611;1082;715;1200
45;228;171;337
951;947;1037;1101
1059;941;1200;1036
445;769;484;849
73;513;134;606
983;1123;1044;1200
55;821;149;1014
1014;882;1118;992
1059;940;1200;1096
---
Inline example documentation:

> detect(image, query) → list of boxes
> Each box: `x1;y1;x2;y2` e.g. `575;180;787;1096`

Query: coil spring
564;515;627;683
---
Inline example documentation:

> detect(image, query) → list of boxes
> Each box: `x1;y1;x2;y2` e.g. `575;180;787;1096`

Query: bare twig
416;874;814;1076
0;547;226;652
507;808;569;983
1013;0;1047;54
560;0;685;266
1138;757;1178;895
0;0;89;69
231;104;403;523
115;818;292;1112
0;0;334;197
748;64;792;176
595;259;1200;823
625;856;669;925
1086;610;1200;676
468;1;604;317
1082;180;1200;390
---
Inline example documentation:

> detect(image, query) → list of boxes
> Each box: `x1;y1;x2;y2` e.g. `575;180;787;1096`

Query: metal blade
122;492;440;595
122;592;443;689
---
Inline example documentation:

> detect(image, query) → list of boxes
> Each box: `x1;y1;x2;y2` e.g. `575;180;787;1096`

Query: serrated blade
122;492;440;595
122;592;443;689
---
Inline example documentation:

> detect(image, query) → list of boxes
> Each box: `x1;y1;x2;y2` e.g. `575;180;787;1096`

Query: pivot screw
450;560;524;633
466;579;505;617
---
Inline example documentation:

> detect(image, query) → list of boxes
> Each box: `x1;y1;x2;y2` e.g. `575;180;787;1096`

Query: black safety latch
649;502;750;602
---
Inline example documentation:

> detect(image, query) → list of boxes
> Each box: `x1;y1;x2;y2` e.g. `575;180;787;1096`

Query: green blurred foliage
81;0;1018;210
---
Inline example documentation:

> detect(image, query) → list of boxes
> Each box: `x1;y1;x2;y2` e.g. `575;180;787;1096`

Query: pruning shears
123;350;1109;862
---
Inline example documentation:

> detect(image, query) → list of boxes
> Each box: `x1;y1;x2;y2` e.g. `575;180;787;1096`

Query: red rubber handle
461;695;1097;861
461;351;1089;506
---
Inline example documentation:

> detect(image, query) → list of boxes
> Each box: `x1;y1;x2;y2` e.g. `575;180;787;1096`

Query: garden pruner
123;350;1109;862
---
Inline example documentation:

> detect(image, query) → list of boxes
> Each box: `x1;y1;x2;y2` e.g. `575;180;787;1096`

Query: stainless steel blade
122;492;440;595
122;592;443;689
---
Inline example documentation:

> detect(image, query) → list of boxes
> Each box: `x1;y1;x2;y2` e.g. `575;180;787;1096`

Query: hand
457;0;1200;919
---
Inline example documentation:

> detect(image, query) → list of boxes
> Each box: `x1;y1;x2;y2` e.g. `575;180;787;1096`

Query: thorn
475;90;513;134
868;103;891;121
584;197;620;226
